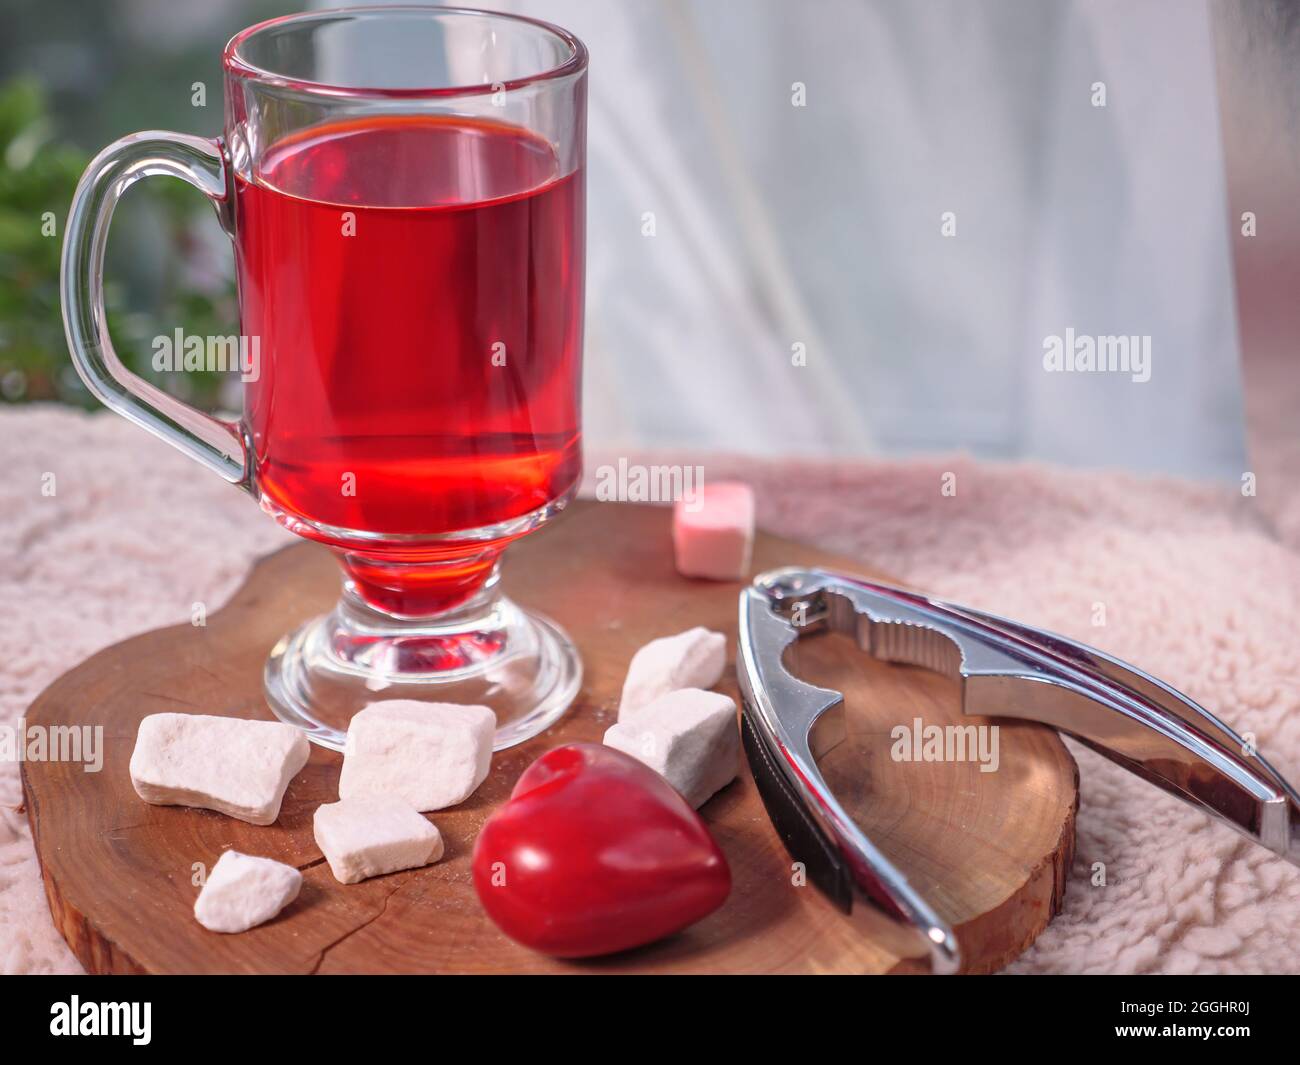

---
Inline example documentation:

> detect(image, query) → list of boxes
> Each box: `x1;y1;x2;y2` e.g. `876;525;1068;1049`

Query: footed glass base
264;573;582;751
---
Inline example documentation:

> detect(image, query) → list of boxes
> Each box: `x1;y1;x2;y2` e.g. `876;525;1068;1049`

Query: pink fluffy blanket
3;407;1299;973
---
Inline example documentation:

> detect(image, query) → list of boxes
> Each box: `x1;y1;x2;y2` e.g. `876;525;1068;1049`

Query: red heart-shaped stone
472;743;731;958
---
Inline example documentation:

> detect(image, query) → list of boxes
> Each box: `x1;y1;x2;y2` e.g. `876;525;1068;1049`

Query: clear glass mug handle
60;131;249;485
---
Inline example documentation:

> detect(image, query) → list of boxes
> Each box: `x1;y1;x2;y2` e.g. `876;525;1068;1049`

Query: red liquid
234;115;584;614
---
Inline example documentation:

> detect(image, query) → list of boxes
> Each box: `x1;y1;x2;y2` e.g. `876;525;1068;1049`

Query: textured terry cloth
3;407;1299;973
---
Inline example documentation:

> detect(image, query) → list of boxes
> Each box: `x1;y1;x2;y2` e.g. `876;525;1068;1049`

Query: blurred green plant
0;76;237;408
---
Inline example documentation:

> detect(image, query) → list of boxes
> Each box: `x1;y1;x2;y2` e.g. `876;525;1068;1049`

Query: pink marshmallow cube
673;481;755;580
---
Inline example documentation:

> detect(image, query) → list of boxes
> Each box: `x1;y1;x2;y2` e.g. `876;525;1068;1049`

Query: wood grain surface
21;500;1077;973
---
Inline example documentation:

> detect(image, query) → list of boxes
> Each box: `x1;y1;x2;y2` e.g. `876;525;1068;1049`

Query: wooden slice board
21;501;1077;974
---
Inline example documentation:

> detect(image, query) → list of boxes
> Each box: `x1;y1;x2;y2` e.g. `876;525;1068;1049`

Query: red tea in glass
236;114;584;614
63;9;589;749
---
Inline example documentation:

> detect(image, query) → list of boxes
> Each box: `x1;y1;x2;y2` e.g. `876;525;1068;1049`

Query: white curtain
348;0;1248;478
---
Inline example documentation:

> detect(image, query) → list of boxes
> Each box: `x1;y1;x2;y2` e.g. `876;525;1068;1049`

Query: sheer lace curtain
348;0;1248;479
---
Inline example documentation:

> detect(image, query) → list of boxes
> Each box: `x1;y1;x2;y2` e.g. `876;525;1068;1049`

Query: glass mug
61;7;588;750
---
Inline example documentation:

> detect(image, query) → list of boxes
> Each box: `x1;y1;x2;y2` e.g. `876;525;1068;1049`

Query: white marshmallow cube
314;795;444;885
130;713;310;826
604;688;740;808
194;850;302;933
673;481;755;580
619;626;726;720
338;700;495;812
